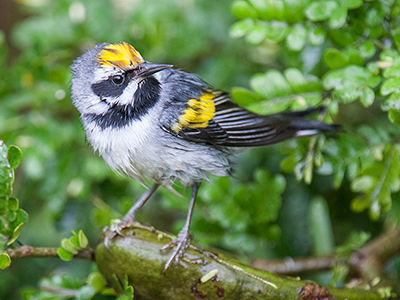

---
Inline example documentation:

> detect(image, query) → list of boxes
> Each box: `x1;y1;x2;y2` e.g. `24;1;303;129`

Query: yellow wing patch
98;41;144;70
172;93;216;132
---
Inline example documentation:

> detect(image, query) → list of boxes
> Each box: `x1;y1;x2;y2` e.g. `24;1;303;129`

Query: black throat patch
85;77;161;130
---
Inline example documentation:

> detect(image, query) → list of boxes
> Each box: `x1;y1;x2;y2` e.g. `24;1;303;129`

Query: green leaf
333;85;361;103
88;272;106;292
250;73;273;98
70;235;80;248
383;65;400;78
245;22;267;45
0;253;11;269
284;68;306;93
323;48;348;69
265;69;292;97
57;247;74;261
381;77;400;95
309;27;326;46
351;196;370;212
305;1;338;22
264;22;289;42
359;41;376;60
7;146;22;170
388;109;400;124
229;19;254;38
231;87;259;105
367;76;381;88
344;0;363;9
8;197;19;211
232;1;258;20
310;196;334;255
360;87;375;107
286;25;307;51
78;230;88;248
329;7;348;29
248;0;268;20
76;286;96;300
351;176;376;192
7;223;25;245
61;238;79;255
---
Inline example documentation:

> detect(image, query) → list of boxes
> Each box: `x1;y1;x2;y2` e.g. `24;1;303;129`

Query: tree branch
4;245;94;261
350;226;400;281
251;256;345;275
95;224;388;300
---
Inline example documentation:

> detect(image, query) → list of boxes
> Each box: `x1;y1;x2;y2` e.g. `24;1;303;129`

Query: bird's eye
111;75;124;85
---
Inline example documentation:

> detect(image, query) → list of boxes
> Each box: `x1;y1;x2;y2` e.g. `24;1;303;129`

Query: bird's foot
160;230;193;272
103;216;137;250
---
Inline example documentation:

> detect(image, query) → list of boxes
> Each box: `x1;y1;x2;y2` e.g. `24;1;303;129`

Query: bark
95;224;389;300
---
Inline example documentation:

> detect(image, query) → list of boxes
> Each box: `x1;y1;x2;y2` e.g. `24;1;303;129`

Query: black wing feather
174;92;337;147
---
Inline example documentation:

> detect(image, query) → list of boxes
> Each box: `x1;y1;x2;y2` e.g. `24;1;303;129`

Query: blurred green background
1;0;399;299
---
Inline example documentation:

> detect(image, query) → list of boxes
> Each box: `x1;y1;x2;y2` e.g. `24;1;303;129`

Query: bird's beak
137;62;173;79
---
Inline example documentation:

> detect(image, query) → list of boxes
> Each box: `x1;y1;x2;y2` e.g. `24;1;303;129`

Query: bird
70;41;338;272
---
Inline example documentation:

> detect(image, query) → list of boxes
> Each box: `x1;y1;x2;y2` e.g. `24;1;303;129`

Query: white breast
84;111;231;189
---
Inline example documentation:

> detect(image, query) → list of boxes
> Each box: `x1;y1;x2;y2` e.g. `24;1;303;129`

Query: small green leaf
76;286;96;300
8;197;19;211
351;176;376;192
250;73;276;99
7;223;25;245
351;196;369;212
367;76;381;88
284;68;306;93
324;48;348;69
231;87;259;105
388;109;400;124
310;196;334;255
264;22;289;42
286;25;307;51
245;22;267;45
329;7;348;29
88;272;106;291
61;238;79;254
78;230;88;248
333;85;361;103
229;19;254;38
309;27;326;46
305;1;338;22
265;69;292;97
359;41;376;60
344;0;363;9
360;87;375;107
381;77;400;95
232;1;258;20
58;247;74;261
70;235;80;248
7;146;22;170
0;253;11;269
383;65;400;78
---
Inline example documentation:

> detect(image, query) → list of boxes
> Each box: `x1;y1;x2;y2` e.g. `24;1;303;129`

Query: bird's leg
160;182;200;272
104;183;159;249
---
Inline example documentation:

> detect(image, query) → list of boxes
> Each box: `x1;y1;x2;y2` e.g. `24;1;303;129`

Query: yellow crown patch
98;42;144;70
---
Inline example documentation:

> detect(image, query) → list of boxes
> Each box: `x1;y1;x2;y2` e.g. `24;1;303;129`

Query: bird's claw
103;218;137;250
160;231;193;272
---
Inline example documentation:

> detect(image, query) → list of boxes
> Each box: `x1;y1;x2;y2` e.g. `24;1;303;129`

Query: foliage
58;229;89;261
0;0;399;299
0;142;26;269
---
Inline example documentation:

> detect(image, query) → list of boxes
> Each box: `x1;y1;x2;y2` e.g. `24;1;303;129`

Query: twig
251;256;346;275
350;225;400;281
4;245;94;261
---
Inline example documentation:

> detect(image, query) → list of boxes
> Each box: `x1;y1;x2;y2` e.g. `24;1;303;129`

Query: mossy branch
96;224;389;300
